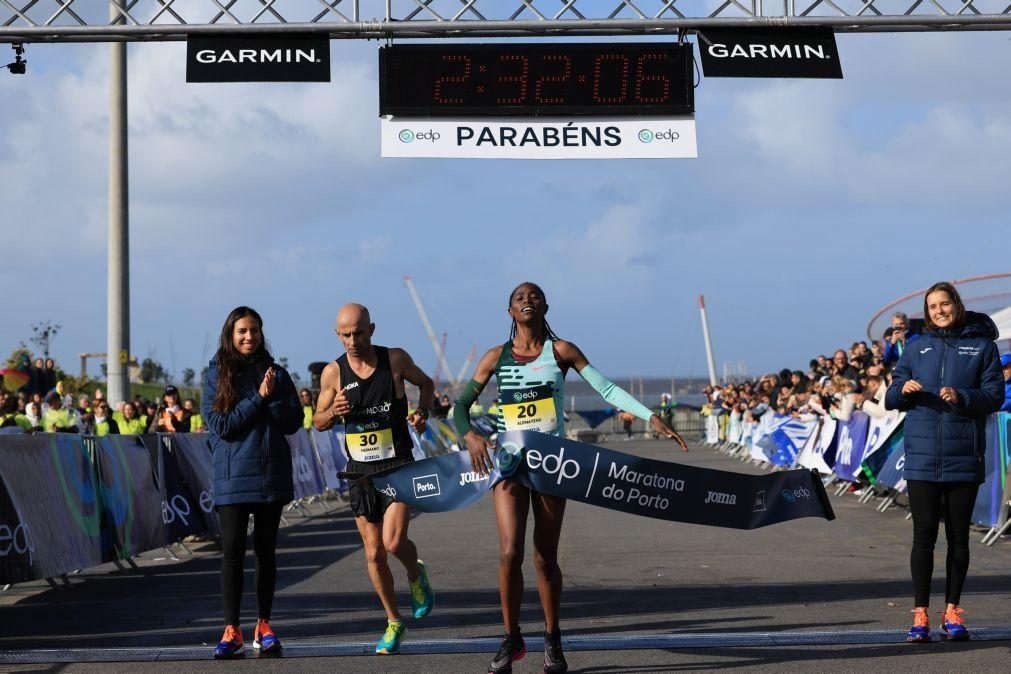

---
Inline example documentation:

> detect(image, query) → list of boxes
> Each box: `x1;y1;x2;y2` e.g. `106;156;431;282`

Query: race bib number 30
501;386;558;433
346;422;396;462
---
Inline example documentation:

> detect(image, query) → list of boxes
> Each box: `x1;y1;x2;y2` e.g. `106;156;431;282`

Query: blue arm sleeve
577;364;655;422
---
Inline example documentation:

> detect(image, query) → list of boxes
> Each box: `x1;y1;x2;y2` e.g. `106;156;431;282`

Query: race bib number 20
501;386;557;434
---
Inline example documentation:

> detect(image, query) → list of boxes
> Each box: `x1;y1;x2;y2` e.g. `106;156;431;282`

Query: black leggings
218;502;285;626
906;480;979;607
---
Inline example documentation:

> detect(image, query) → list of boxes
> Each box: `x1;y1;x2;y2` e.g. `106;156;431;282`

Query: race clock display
379;42;693;117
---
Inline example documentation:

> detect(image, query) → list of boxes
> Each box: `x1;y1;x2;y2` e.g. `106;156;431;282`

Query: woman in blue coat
202;306;302;658
885;282;1004;642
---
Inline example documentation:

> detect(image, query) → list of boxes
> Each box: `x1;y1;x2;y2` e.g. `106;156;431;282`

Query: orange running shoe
907;607;930;643
941;607;969;641
254;619;282;654
213;624;244;659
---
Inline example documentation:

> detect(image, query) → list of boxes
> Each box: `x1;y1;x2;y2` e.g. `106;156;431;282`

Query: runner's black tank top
337;346;414;473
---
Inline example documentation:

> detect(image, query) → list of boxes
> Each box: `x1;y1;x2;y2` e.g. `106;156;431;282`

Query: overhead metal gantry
2;0;1011;42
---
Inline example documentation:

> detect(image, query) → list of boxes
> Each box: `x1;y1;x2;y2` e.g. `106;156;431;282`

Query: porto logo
638;129;654;143
399;130;415;143
379;485;397;499
413;474;441;499
704;490;737;505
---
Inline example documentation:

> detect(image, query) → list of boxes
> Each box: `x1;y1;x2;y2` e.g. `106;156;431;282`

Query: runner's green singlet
494;338;566;437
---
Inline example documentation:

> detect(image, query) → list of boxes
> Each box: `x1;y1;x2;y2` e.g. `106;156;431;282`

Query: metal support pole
107;0;130;406
699;295;718;387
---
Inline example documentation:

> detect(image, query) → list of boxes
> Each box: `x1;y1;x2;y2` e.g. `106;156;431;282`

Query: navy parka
202;356;302;507
885;311;1004;483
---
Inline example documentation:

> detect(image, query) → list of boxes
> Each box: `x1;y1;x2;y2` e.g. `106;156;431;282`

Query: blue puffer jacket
885;311;1004;483
202;355;303;506
1002;377;1011;413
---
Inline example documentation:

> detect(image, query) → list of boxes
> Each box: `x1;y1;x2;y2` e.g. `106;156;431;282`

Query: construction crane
404;277;457;389
455;346;478;385
432;332;448;391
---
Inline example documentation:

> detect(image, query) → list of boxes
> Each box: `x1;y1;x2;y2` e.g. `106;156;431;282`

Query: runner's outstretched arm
554;340;689;451
453;347;501;474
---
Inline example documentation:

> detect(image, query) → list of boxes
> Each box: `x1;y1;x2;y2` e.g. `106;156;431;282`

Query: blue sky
1;29;1009;384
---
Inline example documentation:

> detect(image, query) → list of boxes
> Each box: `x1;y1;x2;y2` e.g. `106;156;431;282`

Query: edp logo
638;129;680;143
399;129;440;143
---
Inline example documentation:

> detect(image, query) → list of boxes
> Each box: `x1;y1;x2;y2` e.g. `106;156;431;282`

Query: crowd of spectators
701;311;1011;439
1;365;205;436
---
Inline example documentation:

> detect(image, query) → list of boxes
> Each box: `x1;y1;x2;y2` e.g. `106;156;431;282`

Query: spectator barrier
708;410;1011;540
0;418;461;586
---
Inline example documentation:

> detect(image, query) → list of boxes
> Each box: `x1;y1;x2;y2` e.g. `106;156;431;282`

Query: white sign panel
381;116;697;159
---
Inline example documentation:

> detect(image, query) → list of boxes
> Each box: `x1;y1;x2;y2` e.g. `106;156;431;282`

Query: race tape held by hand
364;430;835;529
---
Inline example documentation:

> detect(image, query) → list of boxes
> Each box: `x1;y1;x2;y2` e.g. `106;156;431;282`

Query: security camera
5;43;26;75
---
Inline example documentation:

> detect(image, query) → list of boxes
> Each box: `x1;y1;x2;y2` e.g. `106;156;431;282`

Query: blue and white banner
796;417;835;474
765;418;817;467
369;432;834;529
874;428;906;492
832;412;872;482
365;450;497;514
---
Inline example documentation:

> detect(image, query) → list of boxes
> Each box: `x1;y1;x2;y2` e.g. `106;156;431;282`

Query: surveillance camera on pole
4;43;26;75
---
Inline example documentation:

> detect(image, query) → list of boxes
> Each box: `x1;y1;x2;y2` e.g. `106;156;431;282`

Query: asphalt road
2;438;1010;673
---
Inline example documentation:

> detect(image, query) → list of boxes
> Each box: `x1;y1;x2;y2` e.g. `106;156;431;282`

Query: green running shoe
376;620;406;655
410;559;434;619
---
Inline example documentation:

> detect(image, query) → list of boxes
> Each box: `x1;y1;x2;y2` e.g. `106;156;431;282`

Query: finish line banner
368;432;834;529
381;117;698;159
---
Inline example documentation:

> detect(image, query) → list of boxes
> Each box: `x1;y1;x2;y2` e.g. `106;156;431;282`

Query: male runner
314;303;435;654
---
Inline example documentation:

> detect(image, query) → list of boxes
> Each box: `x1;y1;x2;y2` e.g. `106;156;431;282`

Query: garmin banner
369;432;834;529
186;34;330;83
697;28;843;79
381;117;698;159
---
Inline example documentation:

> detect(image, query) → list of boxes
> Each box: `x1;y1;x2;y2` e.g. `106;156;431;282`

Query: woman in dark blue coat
201;306;302;658
885;282;1004;642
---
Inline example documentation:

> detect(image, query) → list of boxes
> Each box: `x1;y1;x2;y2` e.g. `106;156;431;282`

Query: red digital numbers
534;55;572;104
635;52;671;104
592;54;630;104
496;54;529;104
427;48;674;109
433;54;471;104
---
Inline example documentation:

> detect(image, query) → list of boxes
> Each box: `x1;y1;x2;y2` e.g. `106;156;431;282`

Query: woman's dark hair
923;281;967;331
508;282;560;341
213;306;270;412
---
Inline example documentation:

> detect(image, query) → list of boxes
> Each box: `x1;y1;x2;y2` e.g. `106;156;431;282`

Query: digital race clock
379;42;694;117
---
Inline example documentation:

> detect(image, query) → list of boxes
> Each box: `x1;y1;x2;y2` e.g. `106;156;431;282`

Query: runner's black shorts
345;456;413;524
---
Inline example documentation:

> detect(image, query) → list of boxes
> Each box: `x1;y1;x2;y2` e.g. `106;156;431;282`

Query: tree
182;368;196;388
140;357;169;385
29;321;61;360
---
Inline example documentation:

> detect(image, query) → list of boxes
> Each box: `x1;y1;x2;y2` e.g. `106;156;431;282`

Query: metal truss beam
3;0;1011;42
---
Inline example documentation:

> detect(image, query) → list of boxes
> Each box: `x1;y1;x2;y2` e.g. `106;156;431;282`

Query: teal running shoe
410;559;434;619
376;620;406;654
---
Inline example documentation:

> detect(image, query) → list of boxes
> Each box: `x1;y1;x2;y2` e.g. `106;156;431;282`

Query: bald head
337;303;371;328
336;303;375;359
